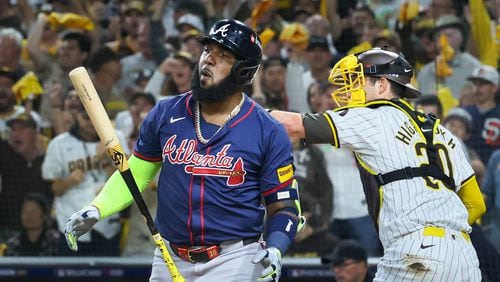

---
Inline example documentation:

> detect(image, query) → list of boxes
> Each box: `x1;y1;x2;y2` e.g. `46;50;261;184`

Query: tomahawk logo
211;24;230;37
185;158;246;186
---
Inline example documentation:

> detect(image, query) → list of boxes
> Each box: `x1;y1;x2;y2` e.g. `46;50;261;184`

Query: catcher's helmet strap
366;99;456;190
363;56;407;76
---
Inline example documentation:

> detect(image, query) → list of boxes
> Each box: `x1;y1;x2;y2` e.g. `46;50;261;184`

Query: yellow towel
249;0;273;29
12;71;44;103
279;23;309;50
437;85;458;116
260;28;276;49
398;0;419;24
47;12;95;31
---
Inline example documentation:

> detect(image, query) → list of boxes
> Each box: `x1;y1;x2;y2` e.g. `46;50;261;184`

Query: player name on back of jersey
395;119;418;145
395;119;457;149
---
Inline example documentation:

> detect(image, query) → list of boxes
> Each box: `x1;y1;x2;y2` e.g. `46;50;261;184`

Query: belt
170;236;260;263
423;226;471;242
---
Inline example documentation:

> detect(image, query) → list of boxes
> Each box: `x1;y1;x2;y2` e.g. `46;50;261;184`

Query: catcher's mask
328;48;420;107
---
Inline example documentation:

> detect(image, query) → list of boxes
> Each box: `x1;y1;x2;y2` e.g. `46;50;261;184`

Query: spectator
176;13;205;34
120;184;158;257
49;86;80;136
334;5;377;55
0;113;51;237
304;13;338;55
119;98;158;257
427;0;456;19
463;64;500;165
27;16;92;127
0;27;26;79
287;36;332;112
179;29;203;61
106;0;147;58
459;81;475;107
371;29;402;53
41;100;127;256
306;81;322;113
117;19;157;102
145;51;195;100
28;23;91;90
260;56;288;110
416;14;481;98
412;18;437;70
86;0;121;46
414;94;444;119
4;193;60;256
87;46;127;120
304;36;334;87
0;0;23;31
321;239;375;282
482;149;500;252
114;92;156;147
0;69;42;140
287;136;338;257
442;107;485;183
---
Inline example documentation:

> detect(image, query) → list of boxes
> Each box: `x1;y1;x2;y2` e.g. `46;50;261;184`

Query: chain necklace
195;94;245;144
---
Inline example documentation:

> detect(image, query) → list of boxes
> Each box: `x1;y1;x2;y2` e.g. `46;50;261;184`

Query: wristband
265;210;298;254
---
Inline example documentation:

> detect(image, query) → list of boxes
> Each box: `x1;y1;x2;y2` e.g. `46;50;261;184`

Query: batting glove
251;247;282;282
64;205;100;251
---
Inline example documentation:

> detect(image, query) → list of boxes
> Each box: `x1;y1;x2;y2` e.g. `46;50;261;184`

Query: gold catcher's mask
328;48;421;107
328;54;366;107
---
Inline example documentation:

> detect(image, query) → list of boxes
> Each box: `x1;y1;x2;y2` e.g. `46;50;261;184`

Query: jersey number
414;142;453;190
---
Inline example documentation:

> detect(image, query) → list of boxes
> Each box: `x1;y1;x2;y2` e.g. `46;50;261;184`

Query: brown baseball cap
6;113;37;130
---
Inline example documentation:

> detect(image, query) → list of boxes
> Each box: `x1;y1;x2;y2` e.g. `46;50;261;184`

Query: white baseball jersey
304;102;473;247
303;101;481;281
42;130;129;242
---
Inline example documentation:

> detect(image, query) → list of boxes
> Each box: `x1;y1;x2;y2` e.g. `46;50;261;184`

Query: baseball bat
69;67;185;282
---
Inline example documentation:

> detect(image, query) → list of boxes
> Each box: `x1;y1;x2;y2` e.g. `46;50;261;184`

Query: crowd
0;0;499;280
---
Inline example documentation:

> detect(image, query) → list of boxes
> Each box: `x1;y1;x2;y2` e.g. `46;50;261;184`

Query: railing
0;256;380;281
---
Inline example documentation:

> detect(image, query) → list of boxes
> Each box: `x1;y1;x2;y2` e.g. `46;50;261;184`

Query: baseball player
64;19;301;281
269;48;486;281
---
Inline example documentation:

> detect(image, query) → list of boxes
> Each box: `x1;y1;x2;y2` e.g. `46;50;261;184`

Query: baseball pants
375;226;481;282
150;239;265;281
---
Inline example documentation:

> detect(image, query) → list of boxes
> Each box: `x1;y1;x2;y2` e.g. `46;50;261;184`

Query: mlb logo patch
277;191;290;200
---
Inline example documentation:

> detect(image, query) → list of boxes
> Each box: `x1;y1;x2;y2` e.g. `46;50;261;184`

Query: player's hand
64;205;100;251
251;247;282;281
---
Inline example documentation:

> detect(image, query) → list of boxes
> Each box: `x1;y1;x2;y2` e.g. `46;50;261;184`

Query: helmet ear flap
232;60;260;85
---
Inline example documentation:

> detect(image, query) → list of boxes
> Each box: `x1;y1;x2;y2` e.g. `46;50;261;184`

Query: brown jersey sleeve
302;112;339;147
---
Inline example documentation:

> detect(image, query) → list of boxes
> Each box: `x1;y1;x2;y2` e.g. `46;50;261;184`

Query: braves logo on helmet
211;23;230;37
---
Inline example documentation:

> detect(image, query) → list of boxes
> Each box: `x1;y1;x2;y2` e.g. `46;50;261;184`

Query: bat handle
153;233;186;282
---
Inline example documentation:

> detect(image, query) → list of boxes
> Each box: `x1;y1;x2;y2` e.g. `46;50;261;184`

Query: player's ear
378;77;390;96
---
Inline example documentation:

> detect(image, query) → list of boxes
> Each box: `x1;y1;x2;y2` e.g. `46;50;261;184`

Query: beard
191;65;243;103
